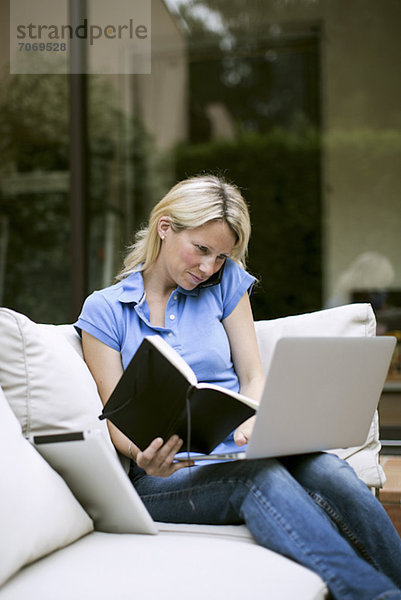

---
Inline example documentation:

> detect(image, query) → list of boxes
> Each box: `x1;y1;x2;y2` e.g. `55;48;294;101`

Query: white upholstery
0;387;93;586
0;308;112;446
0;531;327;600
254;303;376;369
0;379;329;599
0;303;384;598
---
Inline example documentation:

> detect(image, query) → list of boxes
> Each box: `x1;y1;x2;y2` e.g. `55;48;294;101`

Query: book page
195;382;259;411
146;335;197;385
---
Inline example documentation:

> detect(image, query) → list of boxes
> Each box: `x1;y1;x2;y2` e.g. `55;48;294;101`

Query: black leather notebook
100;335;256;454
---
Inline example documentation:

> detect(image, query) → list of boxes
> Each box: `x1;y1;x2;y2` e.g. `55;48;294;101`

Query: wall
1;0;400;303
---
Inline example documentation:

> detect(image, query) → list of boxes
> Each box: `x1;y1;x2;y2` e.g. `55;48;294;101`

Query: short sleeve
220;259;256;320
74;291;122;351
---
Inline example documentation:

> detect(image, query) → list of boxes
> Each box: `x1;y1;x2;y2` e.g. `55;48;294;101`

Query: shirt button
173;295;178;301
168;332;173;337
169;314;175;321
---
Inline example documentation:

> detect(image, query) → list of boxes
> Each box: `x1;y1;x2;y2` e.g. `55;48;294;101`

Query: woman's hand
234;415;256;447
135;435;194;477
81;332;193;478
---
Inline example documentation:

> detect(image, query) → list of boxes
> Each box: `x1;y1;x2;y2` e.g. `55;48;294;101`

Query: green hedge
174;130;322;320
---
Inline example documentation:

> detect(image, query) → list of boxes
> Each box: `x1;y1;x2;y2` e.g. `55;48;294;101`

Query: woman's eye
196;245;208;253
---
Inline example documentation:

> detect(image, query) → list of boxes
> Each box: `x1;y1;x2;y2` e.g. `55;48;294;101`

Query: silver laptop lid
32;429;157;535
246;336;395;459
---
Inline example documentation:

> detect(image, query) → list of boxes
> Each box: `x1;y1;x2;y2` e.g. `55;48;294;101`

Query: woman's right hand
135;435;194;477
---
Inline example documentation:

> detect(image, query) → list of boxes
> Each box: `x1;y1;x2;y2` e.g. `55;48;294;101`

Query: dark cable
185;385;196;511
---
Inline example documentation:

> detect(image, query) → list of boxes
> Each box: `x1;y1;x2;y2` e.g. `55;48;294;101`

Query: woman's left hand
234;415;255;446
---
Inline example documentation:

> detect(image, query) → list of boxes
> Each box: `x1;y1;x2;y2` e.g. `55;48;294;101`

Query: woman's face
159;219;237;290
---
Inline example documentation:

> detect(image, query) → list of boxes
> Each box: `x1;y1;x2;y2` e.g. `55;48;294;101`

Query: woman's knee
198;457;299;501
282;452;362;496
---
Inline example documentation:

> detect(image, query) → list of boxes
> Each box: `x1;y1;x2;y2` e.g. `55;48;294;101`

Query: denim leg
281;452;401;589
131;458;401;600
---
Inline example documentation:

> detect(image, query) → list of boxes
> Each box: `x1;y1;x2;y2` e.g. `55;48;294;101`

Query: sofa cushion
0;531;328;600
0;386;93;587
55;304;384;486
254;303;376;368
0;308;111;444
254;303;385;488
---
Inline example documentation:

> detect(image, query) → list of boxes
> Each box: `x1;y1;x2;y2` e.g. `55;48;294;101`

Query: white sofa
0;303;384;600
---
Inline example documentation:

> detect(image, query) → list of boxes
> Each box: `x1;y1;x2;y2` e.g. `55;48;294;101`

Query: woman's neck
142;261;176;302
141;262;177;327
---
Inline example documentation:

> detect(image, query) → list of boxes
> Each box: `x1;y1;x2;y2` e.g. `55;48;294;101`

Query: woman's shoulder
86;271;143;305
75;272;144;348
78;272;144;327
218;258;256;319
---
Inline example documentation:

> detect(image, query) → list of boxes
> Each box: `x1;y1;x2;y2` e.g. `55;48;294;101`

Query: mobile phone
198;261;226;288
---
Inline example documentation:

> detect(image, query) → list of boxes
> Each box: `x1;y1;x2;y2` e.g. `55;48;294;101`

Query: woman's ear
157;216;171;240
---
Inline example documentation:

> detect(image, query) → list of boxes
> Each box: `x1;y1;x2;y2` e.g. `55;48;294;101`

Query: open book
99;335;257;454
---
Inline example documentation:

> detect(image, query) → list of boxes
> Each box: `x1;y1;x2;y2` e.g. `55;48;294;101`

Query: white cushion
255;303;376;368
254;303;385;488
0;531;328;600
0;308;112;444
0;386;93;587
55;323;87;358
0;304;384;489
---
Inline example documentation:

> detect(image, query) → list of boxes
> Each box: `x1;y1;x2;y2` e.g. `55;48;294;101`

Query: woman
76;175;401;600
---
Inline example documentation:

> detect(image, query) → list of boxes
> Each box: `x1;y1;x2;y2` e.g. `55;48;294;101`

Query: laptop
32;429;158;535
177;336;396;462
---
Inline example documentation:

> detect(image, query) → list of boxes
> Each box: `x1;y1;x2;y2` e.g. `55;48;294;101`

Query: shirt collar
117;271;146;304
175;285;199;297
117;271;200;304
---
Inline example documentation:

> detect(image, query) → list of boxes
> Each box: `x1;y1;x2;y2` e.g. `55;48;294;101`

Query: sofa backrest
53;302;389;487
0;303;385;487
254;303;376;372
0;307;112;446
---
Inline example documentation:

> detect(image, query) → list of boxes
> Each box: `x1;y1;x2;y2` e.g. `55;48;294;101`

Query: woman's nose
199;256;215;277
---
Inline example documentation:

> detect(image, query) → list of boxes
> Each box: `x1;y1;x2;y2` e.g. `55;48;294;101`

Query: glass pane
119;0;401;394
86;75;133;292
2;0;401;344
125;0;401;326
0;72;71;323
117;0;323;319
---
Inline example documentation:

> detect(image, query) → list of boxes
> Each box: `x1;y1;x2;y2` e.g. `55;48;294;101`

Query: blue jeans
130;452;401;600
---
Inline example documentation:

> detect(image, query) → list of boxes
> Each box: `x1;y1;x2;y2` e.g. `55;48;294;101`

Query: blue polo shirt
75;258;255;460
75;258;255;394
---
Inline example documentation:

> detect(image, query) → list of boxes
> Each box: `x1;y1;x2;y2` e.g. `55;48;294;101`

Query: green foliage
174;129;322;319
0;72;70;322
0;71;123;323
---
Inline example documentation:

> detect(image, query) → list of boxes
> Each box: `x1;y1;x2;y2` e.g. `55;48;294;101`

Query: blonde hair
117;175;251;280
